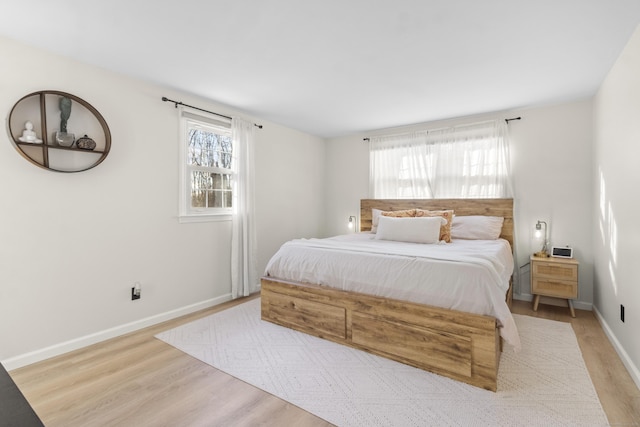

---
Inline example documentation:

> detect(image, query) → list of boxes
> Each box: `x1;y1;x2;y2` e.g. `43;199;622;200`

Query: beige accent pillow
372;209;417;232
415;209;454;243
381;209;416;218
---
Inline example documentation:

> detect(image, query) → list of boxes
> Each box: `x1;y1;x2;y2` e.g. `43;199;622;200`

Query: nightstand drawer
532;261;578;281
532;277;578;299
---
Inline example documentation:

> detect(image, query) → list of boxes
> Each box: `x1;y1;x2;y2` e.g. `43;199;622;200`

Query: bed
260;198;517;391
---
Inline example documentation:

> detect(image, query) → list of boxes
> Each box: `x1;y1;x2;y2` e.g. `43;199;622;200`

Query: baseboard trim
592;306;640;391
2;294;232;371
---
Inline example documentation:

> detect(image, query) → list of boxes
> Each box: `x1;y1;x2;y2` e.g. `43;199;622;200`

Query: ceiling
2;1;640;138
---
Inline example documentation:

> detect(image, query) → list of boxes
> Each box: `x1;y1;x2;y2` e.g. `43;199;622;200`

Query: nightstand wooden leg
533;294;540;312
567;299;575;317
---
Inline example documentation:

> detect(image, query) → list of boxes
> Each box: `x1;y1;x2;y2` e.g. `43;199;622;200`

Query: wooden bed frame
261;198;514;391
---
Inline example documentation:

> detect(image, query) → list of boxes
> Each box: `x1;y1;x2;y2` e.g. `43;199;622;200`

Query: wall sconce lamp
348;215;357;231
534;220;548;257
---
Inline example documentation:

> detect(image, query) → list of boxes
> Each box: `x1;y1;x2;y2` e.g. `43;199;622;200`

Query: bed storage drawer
260;277;501;391
263;291;347;340
351;312;472;378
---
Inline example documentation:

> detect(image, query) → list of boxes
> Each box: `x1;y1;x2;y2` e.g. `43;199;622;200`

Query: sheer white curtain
370;120;512;199
231;117;258;298
425;120;512;198
369;132;431;198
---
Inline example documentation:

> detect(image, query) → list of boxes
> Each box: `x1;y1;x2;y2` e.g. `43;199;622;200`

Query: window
370;120;512;199
179;108;234;221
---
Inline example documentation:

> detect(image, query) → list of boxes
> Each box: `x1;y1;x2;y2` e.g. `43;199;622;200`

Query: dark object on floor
0;362;43;427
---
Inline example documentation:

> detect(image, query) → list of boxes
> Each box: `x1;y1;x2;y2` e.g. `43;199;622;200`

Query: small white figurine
18;121;42;143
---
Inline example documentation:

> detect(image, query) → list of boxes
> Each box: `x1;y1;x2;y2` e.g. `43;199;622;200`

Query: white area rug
156;299;609;427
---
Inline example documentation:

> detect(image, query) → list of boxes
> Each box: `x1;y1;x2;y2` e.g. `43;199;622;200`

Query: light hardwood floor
9;295;640;427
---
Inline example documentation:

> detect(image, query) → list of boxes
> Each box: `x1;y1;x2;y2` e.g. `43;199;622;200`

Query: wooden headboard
360;198;514;248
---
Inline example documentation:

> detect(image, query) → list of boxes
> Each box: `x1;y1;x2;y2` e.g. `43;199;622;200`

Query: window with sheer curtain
178;107;234;222
369;120;512;199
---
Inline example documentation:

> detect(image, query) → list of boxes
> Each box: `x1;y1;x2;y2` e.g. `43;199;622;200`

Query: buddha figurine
18;121;42;143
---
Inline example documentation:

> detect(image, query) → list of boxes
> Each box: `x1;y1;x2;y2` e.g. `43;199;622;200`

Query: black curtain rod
161;97;263;129
363;117;523;141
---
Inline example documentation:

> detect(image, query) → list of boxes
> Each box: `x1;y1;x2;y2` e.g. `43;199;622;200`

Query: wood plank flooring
8;295;640;427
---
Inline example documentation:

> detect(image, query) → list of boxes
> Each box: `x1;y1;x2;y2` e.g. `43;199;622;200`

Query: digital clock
551;246;573;258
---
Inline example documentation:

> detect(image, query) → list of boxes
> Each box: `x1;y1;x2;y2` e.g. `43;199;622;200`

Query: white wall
324;100;595;307
0;36;325;368
508;101;594;302
255;123;326;269
593;25;640;388
324;133;369;237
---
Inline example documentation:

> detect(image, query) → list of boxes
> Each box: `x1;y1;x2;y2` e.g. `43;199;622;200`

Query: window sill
178;214;232;224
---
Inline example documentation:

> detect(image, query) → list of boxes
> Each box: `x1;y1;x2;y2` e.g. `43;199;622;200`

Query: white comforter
264;233;520;350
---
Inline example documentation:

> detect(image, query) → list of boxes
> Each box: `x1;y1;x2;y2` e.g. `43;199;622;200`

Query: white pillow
375;216;446;244
451;215;504;240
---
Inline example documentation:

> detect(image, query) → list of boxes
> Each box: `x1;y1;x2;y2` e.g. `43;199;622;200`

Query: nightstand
530;255;578;317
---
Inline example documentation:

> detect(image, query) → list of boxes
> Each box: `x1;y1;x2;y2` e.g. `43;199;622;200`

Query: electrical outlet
621;304;625;322
131;282;141;301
